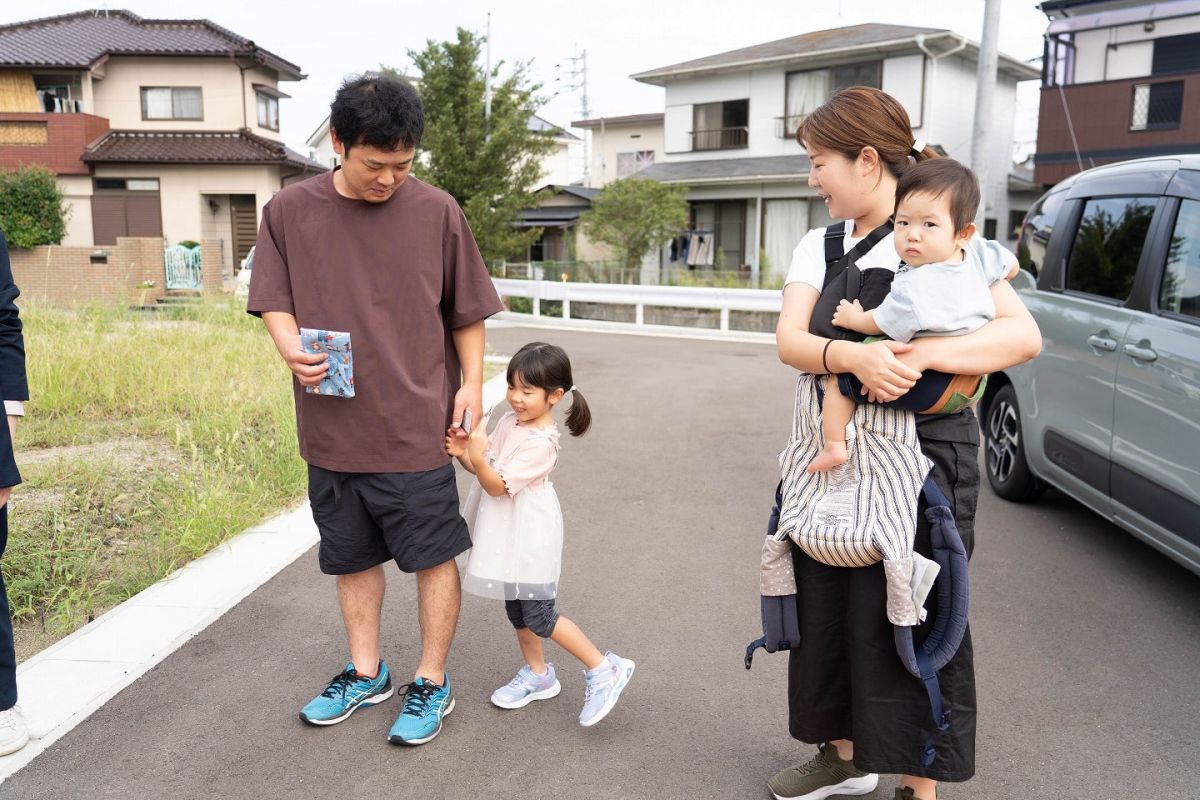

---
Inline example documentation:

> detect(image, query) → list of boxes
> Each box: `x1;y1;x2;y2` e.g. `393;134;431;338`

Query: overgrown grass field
7;301;304;657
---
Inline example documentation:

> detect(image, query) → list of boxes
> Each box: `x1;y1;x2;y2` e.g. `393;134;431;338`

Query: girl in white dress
445;342;635;727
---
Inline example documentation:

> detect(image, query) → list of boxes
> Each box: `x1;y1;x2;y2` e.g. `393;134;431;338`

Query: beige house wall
588;122;664;187
57;174;94;247
91;56;283;137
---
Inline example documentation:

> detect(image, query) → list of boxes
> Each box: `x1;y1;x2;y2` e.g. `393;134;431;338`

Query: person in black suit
0;230;29;756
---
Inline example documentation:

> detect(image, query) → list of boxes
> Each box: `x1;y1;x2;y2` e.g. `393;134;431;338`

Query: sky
5;1;1050;161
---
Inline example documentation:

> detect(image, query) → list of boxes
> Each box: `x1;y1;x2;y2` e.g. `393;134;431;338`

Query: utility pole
970;0;1001;231
556;49;590;185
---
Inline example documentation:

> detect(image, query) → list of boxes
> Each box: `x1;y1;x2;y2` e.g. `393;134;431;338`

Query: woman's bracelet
822;339;835;375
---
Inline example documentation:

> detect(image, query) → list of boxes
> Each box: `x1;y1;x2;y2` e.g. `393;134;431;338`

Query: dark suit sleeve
0;231;26;488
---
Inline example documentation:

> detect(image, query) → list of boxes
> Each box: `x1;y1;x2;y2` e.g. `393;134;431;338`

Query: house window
1130;81;1183;131
616;150;655;178
782;62;881;137
257;92;280;131
692;99;749;151
141;87;203;120
1008;209;1027;240
1151;32;1200;76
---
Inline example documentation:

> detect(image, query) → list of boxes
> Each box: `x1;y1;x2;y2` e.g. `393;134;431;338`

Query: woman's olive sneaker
299;662;394;726
766;743;879;800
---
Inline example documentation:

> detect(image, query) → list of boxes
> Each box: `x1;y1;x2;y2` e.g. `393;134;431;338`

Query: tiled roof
632;23;1038;84
83;129;326;172
636;155;811;184
572;113;663;129
0;10;302;80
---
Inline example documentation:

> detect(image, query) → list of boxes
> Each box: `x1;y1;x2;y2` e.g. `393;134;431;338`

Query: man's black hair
329;74;424;154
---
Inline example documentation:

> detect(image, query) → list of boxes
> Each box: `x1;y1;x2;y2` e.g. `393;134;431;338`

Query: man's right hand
284;347;329;387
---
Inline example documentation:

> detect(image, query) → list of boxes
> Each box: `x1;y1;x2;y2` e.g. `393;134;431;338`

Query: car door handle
1087;334;1118;352
1123;343;1158;362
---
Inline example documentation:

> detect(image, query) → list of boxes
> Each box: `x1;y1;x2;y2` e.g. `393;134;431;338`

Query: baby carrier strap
893;474;971;767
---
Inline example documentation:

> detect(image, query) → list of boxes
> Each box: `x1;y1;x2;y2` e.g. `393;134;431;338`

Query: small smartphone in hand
459;409;473;434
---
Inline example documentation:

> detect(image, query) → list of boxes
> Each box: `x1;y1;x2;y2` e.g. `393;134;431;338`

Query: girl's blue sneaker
388;673;454;746
299;662;394;726
491;663;562;709
579;652;635;727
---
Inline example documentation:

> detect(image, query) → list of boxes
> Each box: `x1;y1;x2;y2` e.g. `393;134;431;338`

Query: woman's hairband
911;139;927;156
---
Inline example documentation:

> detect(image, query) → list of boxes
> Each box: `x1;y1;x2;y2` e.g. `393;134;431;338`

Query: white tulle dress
461;412;563;601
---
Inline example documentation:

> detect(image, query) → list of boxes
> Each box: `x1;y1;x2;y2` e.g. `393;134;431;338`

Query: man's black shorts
308;463;471;574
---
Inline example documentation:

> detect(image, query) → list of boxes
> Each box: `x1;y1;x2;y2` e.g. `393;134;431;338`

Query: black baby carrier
744;221;971;767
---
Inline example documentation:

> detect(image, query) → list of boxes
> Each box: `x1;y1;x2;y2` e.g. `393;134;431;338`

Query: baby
808;158;1018;473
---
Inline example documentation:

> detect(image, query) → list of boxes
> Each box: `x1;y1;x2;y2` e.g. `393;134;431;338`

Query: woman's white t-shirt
783;220;1015;292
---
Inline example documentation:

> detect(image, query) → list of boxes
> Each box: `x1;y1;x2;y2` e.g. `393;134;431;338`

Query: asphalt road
5;324;1198;800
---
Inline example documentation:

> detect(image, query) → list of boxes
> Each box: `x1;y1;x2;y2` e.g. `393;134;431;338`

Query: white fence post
635;303;644;325
720;307;730;332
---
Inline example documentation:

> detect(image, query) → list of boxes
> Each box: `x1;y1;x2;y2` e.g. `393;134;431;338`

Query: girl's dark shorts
307;463;471;575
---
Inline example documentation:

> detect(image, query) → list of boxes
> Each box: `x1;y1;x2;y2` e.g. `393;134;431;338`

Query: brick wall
0;112;110;175
7;237;164;307
200;239;222;293
8;236;230;307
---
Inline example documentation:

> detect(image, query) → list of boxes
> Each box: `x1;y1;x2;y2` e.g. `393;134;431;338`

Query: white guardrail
491;278;782;332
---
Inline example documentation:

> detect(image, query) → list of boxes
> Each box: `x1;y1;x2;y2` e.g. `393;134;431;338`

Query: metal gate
164;245;203;290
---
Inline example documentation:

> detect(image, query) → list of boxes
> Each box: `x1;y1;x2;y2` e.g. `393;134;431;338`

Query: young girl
444;341;635;727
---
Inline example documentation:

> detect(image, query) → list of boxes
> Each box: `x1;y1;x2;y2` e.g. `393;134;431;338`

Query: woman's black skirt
786;410;981;782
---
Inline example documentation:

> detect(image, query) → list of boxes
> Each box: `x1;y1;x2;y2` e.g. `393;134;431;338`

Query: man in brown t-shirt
248;75;503;746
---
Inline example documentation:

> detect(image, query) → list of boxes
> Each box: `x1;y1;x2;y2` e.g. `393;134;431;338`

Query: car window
1017;189;1066;277
1065;196;1156;302
1159;199;1200;321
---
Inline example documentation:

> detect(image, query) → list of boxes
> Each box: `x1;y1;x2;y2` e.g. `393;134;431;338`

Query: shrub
0;165;67;248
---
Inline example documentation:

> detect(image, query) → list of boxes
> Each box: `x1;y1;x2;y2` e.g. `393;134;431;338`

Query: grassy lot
7;300;304;659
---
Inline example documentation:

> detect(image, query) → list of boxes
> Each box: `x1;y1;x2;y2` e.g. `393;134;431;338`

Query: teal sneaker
388;674;454;745
299;662;394;726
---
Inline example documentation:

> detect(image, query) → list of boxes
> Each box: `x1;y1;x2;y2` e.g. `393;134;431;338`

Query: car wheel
984;384;1044;502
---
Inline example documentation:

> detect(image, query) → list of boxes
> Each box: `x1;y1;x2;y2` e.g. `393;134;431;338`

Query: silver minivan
981;156;1200;576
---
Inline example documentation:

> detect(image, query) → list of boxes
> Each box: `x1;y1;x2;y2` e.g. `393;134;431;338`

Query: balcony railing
690;127;748;151
775;115;805;139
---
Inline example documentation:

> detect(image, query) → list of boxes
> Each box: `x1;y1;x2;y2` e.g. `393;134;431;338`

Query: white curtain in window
764;199;808;279
173;88;202;119
143;88;173;119
786;71;829;134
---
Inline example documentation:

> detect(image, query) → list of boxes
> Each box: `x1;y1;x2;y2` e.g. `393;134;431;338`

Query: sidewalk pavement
0;356;514;785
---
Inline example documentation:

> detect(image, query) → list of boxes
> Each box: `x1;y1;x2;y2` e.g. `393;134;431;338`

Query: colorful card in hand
299;328;354;398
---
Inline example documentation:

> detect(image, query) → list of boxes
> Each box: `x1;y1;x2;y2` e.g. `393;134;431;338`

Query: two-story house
1035;0;1200;186
0;9;323;276
630;23;1040;281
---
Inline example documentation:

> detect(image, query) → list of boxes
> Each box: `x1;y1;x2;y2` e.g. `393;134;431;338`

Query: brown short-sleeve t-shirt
247;171;503;473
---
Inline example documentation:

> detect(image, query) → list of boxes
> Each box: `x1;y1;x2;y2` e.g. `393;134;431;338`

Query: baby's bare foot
807;441;848;473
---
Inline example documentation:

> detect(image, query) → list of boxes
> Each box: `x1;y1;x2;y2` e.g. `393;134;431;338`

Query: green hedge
0;165;67;248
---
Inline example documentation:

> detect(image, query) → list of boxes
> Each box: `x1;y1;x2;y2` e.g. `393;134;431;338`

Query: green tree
0;165;67;248
399;28;554;262
580;178;688;272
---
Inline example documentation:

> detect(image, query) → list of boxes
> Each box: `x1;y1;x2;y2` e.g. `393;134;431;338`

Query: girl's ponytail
565;388;591;437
